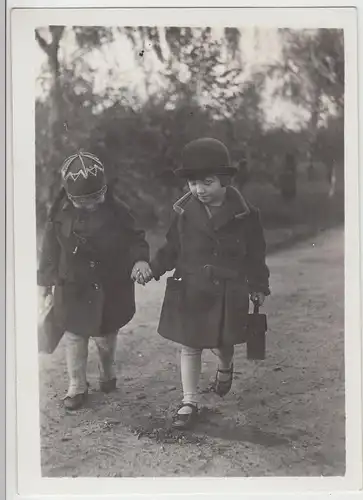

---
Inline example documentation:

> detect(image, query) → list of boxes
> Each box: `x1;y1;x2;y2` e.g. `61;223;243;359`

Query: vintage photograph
34;24;345;478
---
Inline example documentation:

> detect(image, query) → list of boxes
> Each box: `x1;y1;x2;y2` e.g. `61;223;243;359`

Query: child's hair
186;173;232;187
216;174;232;187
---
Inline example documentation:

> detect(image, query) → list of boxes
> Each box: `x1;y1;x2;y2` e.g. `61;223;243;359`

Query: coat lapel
173;191;216;240
54;200;74;237
172;186;250;237
210;187;250;231
184;196;217;239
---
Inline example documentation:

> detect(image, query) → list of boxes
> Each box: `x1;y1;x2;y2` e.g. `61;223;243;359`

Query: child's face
187;175;226;205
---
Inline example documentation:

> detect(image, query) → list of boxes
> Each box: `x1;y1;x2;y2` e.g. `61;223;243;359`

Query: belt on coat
202;264;246;281
176;264;246;282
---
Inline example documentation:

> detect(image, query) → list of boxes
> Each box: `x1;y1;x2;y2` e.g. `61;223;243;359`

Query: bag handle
252;297;260;314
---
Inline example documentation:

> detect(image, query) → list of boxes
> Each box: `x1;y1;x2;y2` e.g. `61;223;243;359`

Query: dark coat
150;186;270;349
37;188;150;337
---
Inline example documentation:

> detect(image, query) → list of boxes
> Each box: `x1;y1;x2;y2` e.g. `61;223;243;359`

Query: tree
35;26;116;146
35;26;65;151
270;29;344;114
268;29;344;161
151;27;243;114
35;25;243;152
35;25;266;226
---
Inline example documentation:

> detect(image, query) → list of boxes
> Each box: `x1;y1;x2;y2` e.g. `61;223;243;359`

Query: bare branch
35;29;52;56
49;26;65;46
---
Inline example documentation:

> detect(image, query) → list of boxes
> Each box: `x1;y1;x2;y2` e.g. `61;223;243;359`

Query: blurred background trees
35;26;344;246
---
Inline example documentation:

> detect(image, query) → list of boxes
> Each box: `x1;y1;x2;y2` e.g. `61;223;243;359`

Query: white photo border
2;0;6;499
6;2;362;499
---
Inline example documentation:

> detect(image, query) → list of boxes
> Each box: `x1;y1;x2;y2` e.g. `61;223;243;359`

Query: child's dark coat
37;189;150;337
150;186;270;349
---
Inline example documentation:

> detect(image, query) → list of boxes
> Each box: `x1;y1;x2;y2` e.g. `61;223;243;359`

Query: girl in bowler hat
144;138;271;429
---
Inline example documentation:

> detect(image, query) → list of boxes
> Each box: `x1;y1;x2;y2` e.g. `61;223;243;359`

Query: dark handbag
246;300;268;360
157;276;186;345
38;297;64;354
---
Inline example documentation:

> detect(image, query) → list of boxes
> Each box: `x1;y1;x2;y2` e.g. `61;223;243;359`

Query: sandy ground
39;227;345;477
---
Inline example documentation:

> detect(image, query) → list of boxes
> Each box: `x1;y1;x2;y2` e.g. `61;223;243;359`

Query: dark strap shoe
213;363;234;397
63;390;88;411
100;378;117;393
172;403;198;430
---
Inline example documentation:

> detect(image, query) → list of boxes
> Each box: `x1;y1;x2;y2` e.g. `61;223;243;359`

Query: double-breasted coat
37;188;150;338
150;186;270;349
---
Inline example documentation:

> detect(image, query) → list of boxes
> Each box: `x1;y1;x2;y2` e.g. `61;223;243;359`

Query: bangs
186;172;218;182
186;173;231;184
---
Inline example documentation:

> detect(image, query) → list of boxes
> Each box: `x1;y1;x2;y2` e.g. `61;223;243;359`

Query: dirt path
39;228;345;477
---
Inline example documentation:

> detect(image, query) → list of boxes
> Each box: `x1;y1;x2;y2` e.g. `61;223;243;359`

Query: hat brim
174;166;238;179
67;185;108;201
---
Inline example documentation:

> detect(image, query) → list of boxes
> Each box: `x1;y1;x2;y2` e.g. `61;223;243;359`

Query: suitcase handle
252;297;260;314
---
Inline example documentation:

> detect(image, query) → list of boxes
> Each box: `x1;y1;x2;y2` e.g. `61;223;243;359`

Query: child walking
148;138;271;429
37;151;152;410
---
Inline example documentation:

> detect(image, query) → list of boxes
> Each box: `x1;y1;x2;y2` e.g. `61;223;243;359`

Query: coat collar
173;186;250;238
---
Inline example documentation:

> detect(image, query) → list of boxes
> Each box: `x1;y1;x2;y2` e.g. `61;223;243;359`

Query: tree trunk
35;27;65;208
36;27;65;146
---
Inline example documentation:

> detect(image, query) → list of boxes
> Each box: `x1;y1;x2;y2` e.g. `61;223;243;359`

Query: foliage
35;26;345;234
267;28;344;140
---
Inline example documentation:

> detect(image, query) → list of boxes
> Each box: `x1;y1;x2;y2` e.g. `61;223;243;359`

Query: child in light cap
38;151;152;410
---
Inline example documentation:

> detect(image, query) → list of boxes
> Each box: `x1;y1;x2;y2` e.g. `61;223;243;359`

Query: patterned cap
61;152;107;197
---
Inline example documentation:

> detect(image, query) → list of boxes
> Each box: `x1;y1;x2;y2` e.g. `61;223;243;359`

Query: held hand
250;292;265;307
131;261;153;286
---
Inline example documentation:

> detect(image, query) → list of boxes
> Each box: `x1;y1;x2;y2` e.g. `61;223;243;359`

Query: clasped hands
131;261;154;286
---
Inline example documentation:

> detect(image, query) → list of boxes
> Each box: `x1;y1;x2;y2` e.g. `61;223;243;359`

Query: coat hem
158;331;247;349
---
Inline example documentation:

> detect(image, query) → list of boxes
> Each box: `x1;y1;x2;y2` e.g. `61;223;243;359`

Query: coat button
90;261;95;268
93;283;100;290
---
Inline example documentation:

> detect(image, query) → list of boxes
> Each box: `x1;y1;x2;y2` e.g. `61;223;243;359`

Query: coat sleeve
37;221;61;287
113;196;150;266
128;221;150;267
149;214;180;280
245;208;271;296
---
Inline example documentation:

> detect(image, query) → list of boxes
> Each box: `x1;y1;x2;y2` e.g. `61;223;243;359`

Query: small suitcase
246;300;268;360
38;296;64;354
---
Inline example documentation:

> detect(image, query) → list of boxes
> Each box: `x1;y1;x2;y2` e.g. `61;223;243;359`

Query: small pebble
105;419;121;425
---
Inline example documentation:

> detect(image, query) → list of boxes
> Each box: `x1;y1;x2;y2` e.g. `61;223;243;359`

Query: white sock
179;346;202;412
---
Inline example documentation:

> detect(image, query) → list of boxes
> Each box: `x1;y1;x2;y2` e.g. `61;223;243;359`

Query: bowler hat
61;151;107;197
174;138;238;178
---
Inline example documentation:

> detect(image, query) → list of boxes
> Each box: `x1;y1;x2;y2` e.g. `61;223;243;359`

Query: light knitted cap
61;151;107;197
